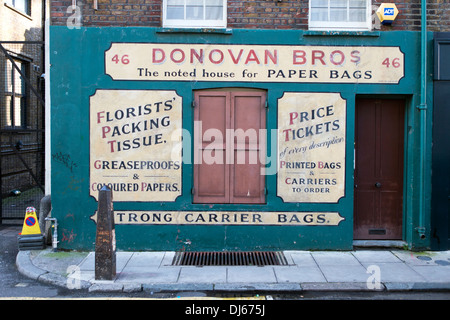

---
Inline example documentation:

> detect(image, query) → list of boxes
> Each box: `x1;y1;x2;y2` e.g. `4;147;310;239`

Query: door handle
375;182;382;188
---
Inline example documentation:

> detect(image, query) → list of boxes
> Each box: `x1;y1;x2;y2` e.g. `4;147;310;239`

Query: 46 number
382;57;400;68
112;54;130;65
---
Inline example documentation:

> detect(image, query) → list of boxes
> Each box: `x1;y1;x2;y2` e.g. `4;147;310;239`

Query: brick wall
50;0;450;32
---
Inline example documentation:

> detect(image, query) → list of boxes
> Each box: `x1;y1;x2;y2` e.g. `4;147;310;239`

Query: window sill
304;30;380;37
4;3;32;21
156;27;232;35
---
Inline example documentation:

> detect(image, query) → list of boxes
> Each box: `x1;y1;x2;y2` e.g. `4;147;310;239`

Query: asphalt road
0;225;62;298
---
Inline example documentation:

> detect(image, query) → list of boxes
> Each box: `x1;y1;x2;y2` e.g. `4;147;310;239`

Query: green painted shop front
49;27;432;251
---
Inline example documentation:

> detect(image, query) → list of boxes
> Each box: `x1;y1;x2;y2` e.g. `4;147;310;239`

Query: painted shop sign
90;211;345;226
90;90;182;202
277;92;346;203
105;43;404;84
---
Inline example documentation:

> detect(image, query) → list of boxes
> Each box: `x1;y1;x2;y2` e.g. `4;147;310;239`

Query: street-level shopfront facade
49;27;432;251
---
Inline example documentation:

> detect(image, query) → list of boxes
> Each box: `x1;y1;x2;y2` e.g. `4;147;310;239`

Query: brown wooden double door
193;89;266;204
354;98;405;240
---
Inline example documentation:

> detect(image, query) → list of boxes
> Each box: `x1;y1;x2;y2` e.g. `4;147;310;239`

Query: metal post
95;185;116;280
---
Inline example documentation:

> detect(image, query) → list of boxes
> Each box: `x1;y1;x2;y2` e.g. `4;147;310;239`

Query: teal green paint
50;26;432;251
415;0;429;248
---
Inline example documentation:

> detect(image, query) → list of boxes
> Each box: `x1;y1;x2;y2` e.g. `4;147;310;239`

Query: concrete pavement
16;248;450;293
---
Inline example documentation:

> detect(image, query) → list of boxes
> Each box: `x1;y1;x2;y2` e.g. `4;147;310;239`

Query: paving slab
78;252;133;272
178;266;227;283
31;250;89;276
286;251;317;267
409;265;450;282
319;264;370;282
227;266;277;283
312;251;361;266
274;266;327;283
116;266;181;283
391;250;450;266
125;252;166;268
352;250;403;264
362;262;427;283
161;252;176;266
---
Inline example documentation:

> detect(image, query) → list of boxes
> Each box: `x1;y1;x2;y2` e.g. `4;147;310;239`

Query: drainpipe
416;0;427;240
45;217;58;252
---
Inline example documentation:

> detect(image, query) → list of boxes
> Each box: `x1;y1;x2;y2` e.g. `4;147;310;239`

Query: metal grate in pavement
172;251;288;266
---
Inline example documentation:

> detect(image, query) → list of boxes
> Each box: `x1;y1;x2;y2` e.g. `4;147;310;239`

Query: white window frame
5;0;31;16
4;58;28;128
309;0;372;31
163;0;227;28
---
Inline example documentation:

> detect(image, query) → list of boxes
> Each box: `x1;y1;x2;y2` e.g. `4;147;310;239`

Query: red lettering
97;111;105;124
289;112;298;125
209;49;224;64
293;50;306;65
107;140;116;153
245;49;260;64
283;129;291;141
312;50;325;65
351;50;361;64
228;49;244;64
264;49;278;65
190;49;204;64
102;126;111;139
152;48;165;63
170;49;185;63
330;50;345;66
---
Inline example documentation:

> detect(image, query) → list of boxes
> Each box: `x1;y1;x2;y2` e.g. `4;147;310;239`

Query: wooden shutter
194;91;230;203
230;92;266;204
193;90;266;204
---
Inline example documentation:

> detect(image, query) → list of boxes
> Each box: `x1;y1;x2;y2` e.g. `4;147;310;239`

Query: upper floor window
163;0;226;28
309;0;371;31
5;0;31;16
3;58;28;128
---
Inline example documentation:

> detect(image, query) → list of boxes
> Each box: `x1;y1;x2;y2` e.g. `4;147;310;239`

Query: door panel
354;99;404;240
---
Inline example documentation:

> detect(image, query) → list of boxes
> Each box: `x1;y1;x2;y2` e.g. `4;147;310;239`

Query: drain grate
172;251;288;266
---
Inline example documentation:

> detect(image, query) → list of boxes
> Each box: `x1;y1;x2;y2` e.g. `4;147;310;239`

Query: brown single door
354;98;404;240
194;90;266;204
